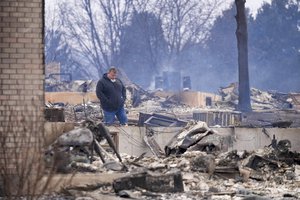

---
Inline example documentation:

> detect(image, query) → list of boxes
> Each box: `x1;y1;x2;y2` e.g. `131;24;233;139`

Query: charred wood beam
113;169;184;193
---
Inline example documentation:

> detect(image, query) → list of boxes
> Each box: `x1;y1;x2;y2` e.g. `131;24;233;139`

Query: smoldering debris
45;80;300;128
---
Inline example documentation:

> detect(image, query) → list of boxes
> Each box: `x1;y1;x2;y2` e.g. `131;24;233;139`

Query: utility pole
235;0;252;112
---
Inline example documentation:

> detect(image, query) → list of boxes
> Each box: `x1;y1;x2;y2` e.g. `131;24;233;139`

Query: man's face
108;71;117;80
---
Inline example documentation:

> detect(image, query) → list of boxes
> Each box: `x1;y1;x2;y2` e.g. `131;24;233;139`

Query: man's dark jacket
96;73;126;112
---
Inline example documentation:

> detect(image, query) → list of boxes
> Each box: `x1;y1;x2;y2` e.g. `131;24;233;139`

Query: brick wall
0;0;44;174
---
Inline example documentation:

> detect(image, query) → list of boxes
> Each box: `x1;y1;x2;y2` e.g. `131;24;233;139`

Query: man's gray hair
108;67;117;73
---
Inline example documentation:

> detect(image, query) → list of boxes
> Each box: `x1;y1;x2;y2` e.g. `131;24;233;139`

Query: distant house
45;62;61;79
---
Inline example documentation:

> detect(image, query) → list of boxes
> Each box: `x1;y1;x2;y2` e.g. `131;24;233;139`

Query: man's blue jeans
103;106;128;125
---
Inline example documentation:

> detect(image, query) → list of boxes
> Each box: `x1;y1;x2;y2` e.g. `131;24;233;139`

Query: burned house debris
40;80;300;199
2;0;300;198
165;121;217;156
45;119;123;173
218;82;298;111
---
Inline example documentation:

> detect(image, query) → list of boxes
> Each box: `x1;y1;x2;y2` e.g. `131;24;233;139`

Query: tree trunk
235;0;252;112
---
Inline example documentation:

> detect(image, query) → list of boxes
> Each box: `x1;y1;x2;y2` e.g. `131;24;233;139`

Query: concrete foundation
109;126;300;156
44;123;300;156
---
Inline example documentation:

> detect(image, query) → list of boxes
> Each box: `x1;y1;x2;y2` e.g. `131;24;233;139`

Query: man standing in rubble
96;67;128;125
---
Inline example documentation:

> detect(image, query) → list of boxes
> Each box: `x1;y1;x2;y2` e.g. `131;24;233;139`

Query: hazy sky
46;0;272;15
45;0;272;31
245;0;272;15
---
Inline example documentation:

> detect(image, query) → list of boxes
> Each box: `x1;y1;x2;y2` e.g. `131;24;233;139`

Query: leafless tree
45;1;63;64
45;3;92;80
97;0;134;66
152;0;225;69
58;0;134;77
53;0;227;78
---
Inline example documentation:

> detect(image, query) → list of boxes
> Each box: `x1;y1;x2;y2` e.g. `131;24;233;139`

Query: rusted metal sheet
139;113;187;127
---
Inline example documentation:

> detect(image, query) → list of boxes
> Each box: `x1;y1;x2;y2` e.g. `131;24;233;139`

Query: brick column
0;0;45;178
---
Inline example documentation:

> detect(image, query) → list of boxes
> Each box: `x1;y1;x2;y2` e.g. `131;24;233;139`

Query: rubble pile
65;103;102;122
45;80;300;128
45;119;124;173
44;121;300;200
41;80;300;199
55;148;300;199
45;101;103;122
217;83;293;110
125;84;157;108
